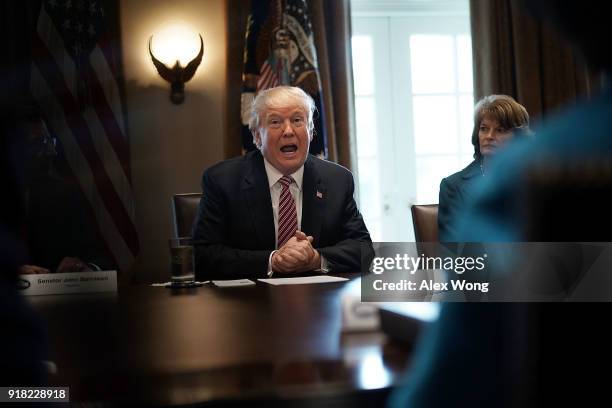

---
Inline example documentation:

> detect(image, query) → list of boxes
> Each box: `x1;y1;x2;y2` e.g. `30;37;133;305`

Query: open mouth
280;144;298;154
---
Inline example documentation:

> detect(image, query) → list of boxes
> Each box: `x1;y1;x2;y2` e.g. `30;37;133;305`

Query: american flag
30;0;139;272
257;60;280;92
241;0;327;156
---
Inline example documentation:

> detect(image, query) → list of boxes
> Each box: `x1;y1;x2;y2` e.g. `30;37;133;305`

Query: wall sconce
148;27;204;104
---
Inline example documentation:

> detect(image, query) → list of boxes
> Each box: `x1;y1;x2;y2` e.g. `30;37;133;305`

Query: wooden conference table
27;274;422;406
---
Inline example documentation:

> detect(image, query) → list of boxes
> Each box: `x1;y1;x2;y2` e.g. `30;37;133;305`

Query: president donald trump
193;86;373;280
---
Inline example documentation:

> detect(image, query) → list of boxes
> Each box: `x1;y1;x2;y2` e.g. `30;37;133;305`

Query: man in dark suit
20;112;114;274
193;86;373;280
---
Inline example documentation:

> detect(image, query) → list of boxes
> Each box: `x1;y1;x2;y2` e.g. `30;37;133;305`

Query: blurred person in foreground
193;86;373;280
390;0;612;406
0;109;48;385
438;95;531;242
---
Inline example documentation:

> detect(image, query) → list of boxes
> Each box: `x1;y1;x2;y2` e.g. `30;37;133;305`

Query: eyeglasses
26;120;57;158
28;135;57;158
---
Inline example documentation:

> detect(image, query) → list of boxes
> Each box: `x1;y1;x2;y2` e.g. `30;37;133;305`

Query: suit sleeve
438;177;459;243
317;175;374;273
192;170;271;280
68;186;115;271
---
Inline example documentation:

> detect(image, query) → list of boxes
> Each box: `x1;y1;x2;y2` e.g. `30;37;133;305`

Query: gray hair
248;86;316;148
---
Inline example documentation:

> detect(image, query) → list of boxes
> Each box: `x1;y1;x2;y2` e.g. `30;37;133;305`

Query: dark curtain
225;0;250;159
225;0;357;171
308;0;356;170
470;0;601;120
0;1;40;239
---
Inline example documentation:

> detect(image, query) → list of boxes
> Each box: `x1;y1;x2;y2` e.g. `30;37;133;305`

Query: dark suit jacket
26;175;114;272
437;160;482;242
193;151;374;280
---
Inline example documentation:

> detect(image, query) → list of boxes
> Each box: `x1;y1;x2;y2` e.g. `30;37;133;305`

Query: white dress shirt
263;158;328;276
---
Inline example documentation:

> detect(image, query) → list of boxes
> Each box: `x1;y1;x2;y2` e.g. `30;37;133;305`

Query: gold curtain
470;0;601;120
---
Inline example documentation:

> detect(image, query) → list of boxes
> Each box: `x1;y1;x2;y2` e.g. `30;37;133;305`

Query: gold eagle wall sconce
148;34;203;104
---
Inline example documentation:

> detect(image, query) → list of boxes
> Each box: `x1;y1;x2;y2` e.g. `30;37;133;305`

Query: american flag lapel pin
316;190;323;199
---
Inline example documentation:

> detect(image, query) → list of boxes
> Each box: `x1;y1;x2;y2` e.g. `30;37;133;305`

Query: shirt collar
263;157;304;191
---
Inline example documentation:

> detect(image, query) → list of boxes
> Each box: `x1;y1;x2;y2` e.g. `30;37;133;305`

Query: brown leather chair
171;193;202;237
411;204;439;243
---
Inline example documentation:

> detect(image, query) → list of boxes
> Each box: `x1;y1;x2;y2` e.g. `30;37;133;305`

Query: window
351;0;473;241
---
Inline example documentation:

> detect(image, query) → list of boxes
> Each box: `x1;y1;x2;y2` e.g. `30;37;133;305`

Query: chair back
411;204;439;243
171;193;202;237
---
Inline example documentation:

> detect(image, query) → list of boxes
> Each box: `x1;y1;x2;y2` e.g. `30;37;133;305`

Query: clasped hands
271;231;321;274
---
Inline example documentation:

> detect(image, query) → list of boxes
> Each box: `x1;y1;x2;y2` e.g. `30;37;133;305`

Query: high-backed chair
171;193;202;237
411;204;439;243
411;204;439;259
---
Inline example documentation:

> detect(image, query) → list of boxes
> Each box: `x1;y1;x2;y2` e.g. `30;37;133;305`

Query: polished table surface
27;274;419;406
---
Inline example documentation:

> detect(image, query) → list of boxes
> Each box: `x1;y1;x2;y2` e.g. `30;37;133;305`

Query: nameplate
18;270;118;296
341;294;381;332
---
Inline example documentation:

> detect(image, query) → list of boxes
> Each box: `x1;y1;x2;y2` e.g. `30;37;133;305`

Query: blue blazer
438;160;482;242
193;151;374;280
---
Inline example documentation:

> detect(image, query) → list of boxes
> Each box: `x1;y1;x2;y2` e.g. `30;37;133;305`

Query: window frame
351;1;472;241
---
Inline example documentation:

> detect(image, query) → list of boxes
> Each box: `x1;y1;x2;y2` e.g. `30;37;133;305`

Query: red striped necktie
277;175;298;248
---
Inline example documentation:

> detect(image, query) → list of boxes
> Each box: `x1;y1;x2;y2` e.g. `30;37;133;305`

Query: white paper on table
150;281;209;287
213;279;255;287
258;275;348;285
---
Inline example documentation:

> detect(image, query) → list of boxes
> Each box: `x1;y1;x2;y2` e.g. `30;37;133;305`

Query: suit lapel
242;152;275;248
461;160;482;180
301;156;325;246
